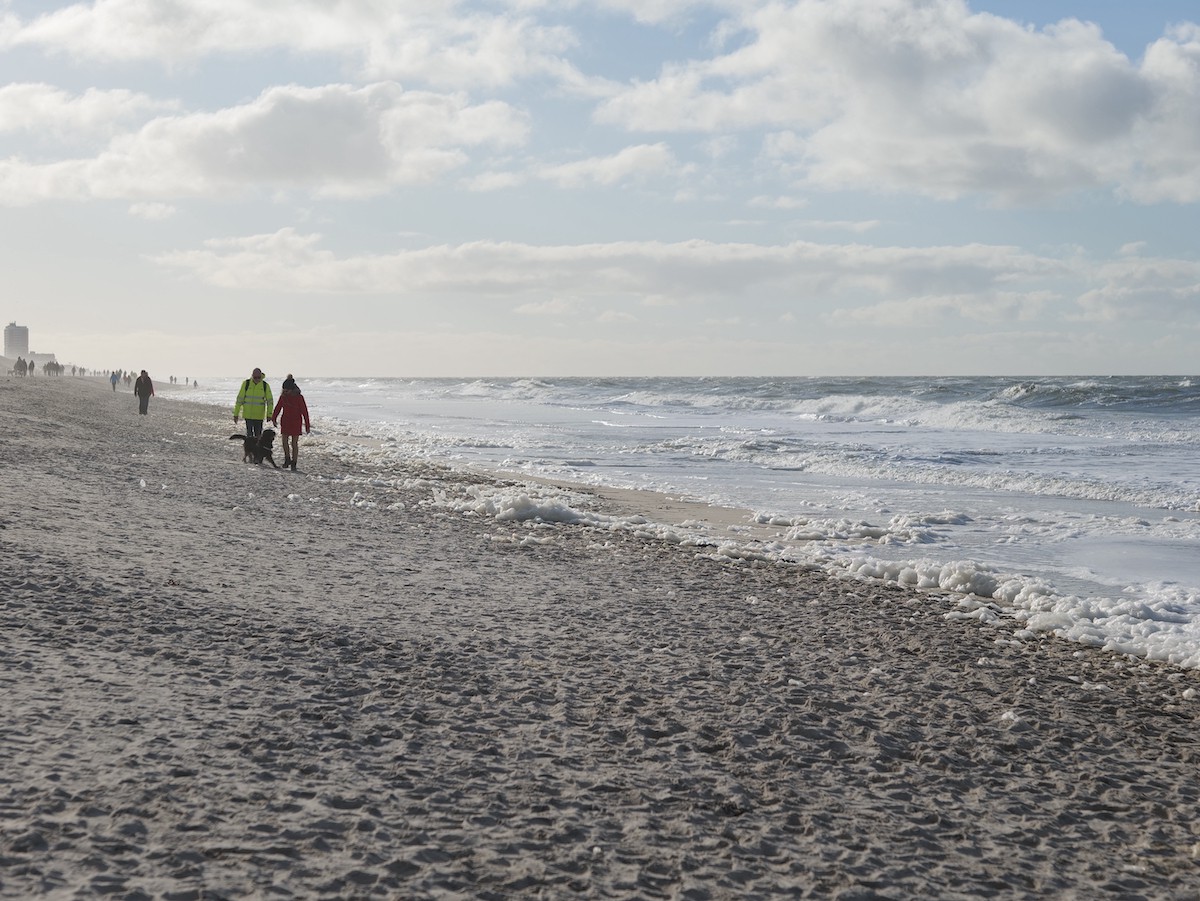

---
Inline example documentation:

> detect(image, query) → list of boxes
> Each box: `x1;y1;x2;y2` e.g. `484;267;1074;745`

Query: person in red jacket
271;374;311;471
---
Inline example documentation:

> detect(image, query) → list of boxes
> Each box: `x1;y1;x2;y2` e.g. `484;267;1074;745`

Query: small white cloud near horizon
537;143;678;188
796;219;882;234
515;298;575;315
128;201;176;220
597;309;637;323
749;194;808;210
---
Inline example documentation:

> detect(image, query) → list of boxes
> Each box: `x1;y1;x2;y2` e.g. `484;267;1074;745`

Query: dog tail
229;435;245;441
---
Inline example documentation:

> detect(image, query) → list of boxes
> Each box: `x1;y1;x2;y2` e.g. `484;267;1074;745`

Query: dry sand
2;377;1199;900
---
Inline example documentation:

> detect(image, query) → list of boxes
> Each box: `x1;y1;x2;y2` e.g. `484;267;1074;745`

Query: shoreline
2;377;1199;898
153;373;1200;672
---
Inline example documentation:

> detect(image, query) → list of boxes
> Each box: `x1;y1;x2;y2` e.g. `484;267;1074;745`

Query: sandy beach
2;377;1199;900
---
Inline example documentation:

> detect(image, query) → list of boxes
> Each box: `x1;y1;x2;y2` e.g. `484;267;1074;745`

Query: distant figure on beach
134;370;154;415
271;374;311;472
15;357;26;377
233;367;273;438
110;371;119;391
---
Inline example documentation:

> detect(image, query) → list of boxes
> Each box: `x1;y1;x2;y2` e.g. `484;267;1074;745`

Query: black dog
229;429;279;468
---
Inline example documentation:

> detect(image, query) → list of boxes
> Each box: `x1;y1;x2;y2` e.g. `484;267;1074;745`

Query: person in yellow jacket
233;367;274;438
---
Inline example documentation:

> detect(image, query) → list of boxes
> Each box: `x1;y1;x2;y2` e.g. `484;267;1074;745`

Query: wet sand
2;377;1198;899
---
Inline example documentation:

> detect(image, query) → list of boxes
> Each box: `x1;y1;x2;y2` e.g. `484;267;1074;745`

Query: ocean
185;375;1200;669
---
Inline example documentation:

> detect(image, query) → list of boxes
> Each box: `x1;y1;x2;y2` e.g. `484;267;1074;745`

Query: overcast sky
3;0;1200;378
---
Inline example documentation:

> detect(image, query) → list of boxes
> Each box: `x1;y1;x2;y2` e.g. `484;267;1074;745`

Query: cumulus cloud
0;82;528;204
595;0;1200;203
2;0;584;90
8;1;1198;208
0;83;174;140
1076;256;1200;321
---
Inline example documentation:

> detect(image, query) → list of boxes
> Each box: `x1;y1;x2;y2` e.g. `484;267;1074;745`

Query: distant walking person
271;374;311;471
134;370;154;415
233;367;273;438
110;371;119;391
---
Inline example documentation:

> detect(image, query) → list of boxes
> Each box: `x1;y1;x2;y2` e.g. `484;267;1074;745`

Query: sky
3;0;1200;378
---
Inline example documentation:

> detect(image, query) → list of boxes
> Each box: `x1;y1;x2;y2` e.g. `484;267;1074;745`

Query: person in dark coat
134;370;154;415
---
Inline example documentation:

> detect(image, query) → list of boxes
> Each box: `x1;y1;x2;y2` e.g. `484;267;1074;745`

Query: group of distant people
110;369;197;392
126;365;312;471
8;360;121;377
9;357;65;377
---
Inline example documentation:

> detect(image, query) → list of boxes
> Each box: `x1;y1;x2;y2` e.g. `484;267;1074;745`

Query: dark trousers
244;419;264;437
138;396;150;415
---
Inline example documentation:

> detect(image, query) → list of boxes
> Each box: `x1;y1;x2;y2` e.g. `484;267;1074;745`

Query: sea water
188;375;1200;669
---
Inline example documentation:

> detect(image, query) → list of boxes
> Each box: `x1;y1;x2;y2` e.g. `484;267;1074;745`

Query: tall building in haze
5;322;29;358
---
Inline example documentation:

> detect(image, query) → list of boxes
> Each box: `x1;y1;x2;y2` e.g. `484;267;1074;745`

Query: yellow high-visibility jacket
233;378;274;421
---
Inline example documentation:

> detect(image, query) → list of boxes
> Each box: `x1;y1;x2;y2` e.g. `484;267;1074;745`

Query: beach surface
2;377;1199;900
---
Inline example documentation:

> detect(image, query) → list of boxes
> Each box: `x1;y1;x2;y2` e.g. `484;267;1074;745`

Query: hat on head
282;376;297;390
252;368;263;378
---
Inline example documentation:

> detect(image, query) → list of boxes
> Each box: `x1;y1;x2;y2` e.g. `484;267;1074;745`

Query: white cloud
0;83;174;140
10;2;1197;209
828;291;1053;327
515;298;574;315
748;194;807;210
1122;23;1200;202
3;0;585;90
151;229;1084;324
502;0;745;27
796;219;883;234
596;309;637;323
1076;256;1200;321
128;201;175;219
0;82;528;204
462;170;526;191
537;143;677;187
594;0;1200;203
466;143;681;191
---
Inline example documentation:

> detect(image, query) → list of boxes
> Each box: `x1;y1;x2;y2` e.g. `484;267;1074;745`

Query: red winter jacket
271;392;310;437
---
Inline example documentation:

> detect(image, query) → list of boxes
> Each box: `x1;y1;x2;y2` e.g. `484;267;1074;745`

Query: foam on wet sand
2;377;1199;898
